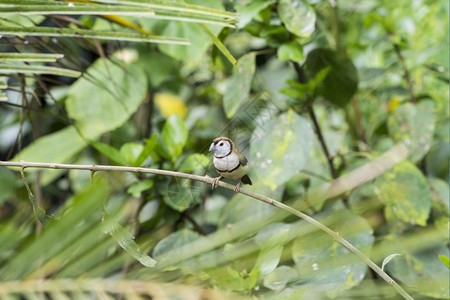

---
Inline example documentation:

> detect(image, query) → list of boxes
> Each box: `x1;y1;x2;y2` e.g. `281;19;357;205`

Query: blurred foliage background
0;0;448;299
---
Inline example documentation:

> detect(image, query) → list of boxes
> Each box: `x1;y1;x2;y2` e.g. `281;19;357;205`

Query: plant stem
392;42;416;103
292;62;345;206
308;105;338;179
0;142;413;300
351;96;367;144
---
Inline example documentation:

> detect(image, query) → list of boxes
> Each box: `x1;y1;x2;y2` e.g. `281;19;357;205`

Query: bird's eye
219;142;223;146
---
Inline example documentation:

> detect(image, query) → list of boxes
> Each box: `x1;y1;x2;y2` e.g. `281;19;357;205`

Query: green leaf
0;26;189;45
439;255;450;268
208;266;248;292
278;0;316;38
127;180;154;198
178;153;209;173
0;177;110;279
282;67;331;101
139;0;226;68
103;217;157;268
0;168;17;205
164;178;203;212
218;185;281;228
134;133;159;166
264;265;299;291
11;126;87;185
375;161;432;226
223;52;256;118
0;52;63;62
426;141;449;182
428;177;450;211
235;0;276;28
304;48;358;107
251;224;291;278
198;23;236;65
291;209;374;293
139;51;180;88
66;53;147;140
277;41;304;62
250;110;313;190
381;253;402;271
388;102;435;162
254;223;292;248
259;57;296;104
162;114;188;162
260;25;290;47
385;244;449;298
0;63;81;78
138;200;160;223
120;143;144;166
153;229;201;269
91;141;129;166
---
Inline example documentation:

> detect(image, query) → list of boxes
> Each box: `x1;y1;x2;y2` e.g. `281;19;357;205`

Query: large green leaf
251;223;291;278
218;184;281;228
264;265;301;291
178;153;209;173
153;228;201;269
139;0;225;68
385;244;449;299
163;178;204;212
138;51;180;88
291;209;374;294
250;110;313;190
161;114;188;163
0;168;17;204
223;52;256;118
278;0;316;38
0;26;189;45
388;102;435;162
66;51;147;140
235;0;276;28
277;40;304;63
304;48;358;107
0;177;110;280
11;126;87;184
375;161;432;226
103;216;157;268
426;141;449;182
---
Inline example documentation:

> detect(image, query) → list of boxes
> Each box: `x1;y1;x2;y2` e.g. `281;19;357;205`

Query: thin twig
292;63;338;179
392;41;416;103
351;96;367;144
308;105;338;179
292;63;346;206
0;142;413;300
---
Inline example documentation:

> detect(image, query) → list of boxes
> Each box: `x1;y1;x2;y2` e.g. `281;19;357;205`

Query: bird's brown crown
212;137;233;145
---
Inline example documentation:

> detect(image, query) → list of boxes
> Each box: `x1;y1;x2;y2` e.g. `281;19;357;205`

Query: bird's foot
234;181;241;193
211;176;222;190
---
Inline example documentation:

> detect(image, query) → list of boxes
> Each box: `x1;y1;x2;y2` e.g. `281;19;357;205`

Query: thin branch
308;105;338;179
351;96;367;144
0;142;413;300
392;41;416;103
144;91;154;138
292;63;338;179
292;62;346;206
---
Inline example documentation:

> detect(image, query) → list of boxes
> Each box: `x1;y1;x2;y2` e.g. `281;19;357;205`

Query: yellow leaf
154;93;187;119
387;96;403;112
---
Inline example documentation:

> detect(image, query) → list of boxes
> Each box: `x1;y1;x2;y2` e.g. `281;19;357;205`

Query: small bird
209;137;252;193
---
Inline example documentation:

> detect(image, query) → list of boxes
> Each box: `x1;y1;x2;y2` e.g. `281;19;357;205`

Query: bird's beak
209;143;215;152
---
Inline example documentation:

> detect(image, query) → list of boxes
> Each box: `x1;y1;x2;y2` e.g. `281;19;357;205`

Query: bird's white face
209;139;231;158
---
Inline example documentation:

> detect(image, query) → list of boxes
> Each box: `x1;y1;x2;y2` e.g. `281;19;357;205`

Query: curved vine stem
0;143;413;300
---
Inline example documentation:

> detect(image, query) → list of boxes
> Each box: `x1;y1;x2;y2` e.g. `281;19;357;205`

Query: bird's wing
235;148;248;166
